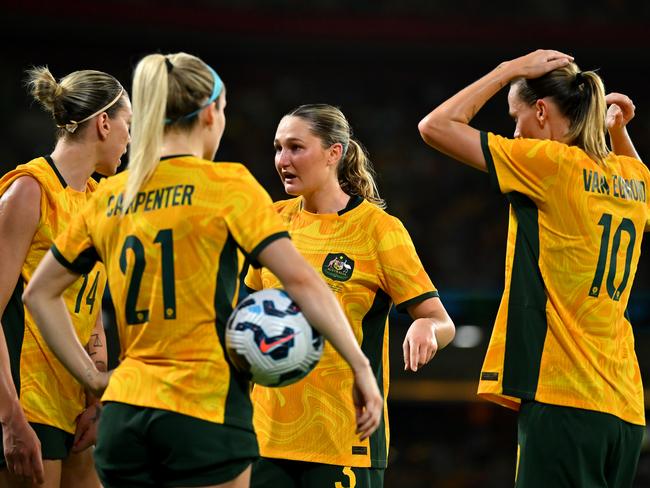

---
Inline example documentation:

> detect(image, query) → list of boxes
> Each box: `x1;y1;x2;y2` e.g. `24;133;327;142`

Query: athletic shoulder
0;174;42;204
0;175;42;232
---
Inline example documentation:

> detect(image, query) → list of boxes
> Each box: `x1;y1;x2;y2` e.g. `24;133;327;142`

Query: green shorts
0;422;74;467
516;401;644;488
95;402;258;488
251;457;385;488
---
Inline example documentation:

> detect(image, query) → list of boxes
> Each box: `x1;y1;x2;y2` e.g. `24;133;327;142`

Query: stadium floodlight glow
451;325;483;348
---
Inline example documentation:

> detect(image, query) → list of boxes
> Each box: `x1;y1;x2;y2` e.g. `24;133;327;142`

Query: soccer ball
225;289;324;387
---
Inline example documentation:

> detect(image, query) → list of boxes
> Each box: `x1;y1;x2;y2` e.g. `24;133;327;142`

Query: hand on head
507;49;574;80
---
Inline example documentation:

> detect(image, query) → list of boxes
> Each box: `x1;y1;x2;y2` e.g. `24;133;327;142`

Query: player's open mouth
283;172;296;182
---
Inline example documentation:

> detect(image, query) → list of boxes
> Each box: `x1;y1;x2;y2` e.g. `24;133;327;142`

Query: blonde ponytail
514;63;609;165
124;54;168;210
287;104;385;208
566;71;608;164
124;52;221;209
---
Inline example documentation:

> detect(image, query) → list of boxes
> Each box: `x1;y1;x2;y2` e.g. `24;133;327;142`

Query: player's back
479;133;650;425
56;155;287;425
540;146;649;334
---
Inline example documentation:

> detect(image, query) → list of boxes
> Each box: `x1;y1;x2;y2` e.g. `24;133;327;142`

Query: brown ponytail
287;104;385;208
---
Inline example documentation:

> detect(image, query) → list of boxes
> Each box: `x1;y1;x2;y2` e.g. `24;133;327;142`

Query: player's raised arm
418;49;574;171
606;92;640;160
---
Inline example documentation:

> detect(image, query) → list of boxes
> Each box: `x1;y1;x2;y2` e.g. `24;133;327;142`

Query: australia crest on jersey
322;253;354;281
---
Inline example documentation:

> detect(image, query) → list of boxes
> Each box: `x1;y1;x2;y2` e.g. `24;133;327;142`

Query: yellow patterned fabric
478;132;649;426
0;157;105;434
245;196;438;467
53;156;288;430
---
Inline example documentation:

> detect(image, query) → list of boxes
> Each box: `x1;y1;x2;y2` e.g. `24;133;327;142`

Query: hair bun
27;66;66;117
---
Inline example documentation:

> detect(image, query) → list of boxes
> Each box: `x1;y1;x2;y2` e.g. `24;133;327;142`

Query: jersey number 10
589;213;636;302
119;228;176;324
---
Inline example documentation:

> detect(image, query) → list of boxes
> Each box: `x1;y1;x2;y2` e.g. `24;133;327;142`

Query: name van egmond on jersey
582;169;646;203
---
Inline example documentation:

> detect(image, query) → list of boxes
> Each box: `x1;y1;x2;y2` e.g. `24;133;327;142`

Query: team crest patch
322;253;354;282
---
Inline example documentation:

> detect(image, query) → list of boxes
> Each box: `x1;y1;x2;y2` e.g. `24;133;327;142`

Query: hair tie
341;139;350;159
574;71;585;86
165;57;174;73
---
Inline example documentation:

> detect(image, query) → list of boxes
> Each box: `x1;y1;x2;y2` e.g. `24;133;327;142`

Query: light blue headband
165;65;223;125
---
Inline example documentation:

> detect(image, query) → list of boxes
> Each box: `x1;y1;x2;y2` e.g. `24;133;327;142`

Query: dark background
2;1;650;486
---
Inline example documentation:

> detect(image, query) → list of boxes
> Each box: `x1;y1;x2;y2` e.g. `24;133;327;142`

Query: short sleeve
376;216;438;312
222;169;289;268
52;200;100;275
481;131;561;202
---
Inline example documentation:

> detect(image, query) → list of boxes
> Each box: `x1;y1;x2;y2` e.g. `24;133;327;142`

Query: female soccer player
22;53;382;488
245;104;455;487
418;49;648;487
0;67;130;488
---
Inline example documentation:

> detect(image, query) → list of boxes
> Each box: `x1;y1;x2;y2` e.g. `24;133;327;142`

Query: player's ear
328;143;343;167
535;99;547;128
96;112;111;141
201;103;215;127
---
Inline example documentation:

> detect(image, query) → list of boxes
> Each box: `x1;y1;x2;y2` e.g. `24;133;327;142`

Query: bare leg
60;448;100;488
0;460;61;488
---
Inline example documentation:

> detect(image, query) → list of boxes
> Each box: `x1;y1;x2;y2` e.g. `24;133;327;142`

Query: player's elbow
21;281;40;311
418;112;448;149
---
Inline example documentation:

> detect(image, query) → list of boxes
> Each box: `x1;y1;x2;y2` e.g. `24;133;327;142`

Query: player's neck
50;143;96;191
161;130;208;160
301;184;350;215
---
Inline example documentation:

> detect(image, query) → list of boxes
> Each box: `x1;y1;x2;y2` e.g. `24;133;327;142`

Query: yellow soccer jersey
245;196;438;468
0;157;106;434
478;132;649;426
52;155;288;431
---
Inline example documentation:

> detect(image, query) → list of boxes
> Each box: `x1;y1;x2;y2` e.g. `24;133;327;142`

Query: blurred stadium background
2;1;650;486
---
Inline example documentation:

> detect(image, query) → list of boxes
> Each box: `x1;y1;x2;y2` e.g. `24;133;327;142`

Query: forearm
609;127;640;160
86;316;107;373
0;326;22;424
24;293;100;391
418;63;515;170
431;63;513;127
429;313;455;350
85;315;108;405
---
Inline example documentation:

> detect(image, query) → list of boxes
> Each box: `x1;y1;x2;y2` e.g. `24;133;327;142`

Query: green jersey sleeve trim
480;131;500;193
248;231;291;269
395;290;439;312
51;244;99;275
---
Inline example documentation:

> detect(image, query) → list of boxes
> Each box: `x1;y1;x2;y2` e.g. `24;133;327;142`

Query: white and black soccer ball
225;289;324;387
